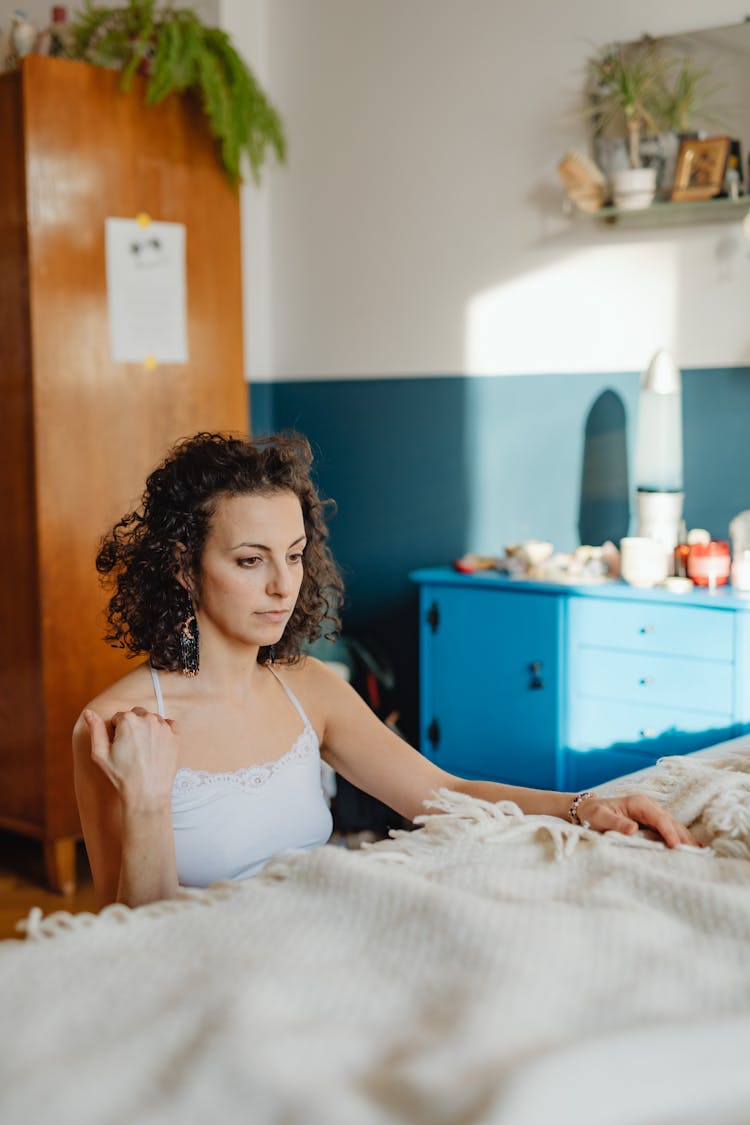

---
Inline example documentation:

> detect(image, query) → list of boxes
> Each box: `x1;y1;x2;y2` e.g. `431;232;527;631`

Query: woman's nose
268;564;292;596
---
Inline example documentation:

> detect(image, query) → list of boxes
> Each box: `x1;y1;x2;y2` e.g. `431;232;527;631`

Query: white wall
220;0;274;392
226;1;750;381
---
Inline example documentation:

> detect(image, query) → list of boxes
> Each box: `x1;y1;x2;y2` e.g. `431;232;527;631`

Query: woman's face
191;489;307;650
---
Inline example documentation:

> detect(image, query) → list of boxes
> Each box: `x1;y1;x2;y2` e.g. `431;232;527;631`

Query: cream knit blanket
603;749;750;857
2;751;750;1125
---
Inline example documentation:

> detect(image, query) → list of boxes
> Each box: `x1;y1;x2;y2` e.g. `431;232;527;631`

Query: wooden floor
0;830;99;942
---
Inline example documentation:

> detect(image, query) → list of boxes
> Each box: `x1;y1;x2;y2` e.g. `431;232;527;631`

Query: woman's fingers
624;795;697;848
84;705;180;803
577;797;637;837
110;707;169;727
83;709;112;765
579;793;700;848
609;795;700;848
601;811;639;837
110;707;147;724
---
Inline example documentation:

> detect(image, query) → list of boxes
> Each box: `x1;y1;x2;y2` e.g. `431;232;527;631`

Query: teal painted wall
250;367;750;741
682;367;750;538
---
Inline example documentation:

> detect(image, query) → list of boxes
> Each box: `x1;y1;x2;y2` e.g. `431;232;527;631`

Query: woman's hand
575;793;699;848
82;707;180;814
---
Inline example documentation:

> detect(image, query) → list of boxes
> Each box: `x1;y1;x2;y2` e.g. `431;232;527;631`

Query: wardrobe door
0;57;249;890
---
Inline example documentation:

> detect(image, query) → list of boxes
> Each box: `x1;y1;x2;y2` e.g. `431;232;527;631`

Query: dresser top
409;567;750;612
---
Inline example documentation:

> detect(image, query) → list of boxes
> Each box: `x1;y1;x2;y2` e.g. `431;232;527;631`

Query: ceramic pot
611;167;657;211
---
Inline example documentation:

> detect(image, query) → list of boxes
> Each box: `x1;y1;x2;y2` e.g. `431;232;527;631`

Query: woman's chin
250;618;289;645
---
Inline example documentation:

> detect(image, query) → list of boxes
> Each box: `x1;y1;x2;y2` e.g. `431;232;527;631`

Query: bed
2;737;750;1125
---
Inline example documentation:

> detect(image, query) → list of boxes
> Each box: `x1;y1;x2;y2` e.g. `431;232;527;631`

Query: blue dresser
411;568;750;790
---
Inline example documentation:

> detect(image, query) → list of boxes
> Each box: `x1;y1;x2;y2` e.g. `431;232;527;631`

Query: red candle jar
688;540;730;587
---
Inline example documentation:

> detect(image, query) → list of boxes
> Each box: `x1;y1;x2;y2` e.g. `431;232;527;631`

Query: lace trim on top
172;725;317;795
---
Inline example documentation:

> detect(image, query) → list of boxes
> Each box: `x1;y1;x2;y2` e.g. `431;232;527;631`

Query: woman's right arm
72;708;181;908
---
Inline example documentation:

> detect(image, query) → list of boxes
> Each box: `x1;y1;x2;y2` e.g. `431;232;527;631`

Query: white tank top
151;665;333;887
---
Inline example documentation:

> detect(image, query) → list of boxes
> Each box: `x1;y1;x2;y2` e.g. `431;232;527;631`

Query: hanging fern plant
69;0;286;185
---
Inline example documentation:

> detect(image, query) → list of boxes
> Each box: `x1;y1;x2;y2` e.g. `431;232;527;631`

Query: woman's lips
255;610;289;623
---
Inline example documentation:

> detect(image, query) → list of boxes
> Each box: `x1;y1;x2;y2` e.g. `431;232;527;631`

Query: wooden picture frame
671;135;731;202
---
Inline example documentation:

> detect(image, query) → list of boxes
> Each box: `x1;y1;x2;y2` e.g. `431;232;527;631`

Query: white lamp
634;349;684;569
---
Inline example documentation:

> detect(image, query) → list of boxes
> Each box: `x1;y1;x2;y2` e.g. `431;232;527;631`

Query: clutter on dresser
453;512;750;594
454;540;620;584
449;346;746;595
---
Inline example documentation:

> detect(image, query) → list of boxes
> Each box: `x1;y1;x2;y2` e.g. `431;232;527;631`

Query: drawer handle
639;677;654;686
639;625;654;635
528;661;545;690
639;728;656;738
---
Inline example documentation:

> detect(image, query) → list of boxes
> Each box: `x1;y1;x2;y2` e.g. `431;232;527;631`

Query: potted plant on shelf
68;0;285;185
585;38;670;210
584;37;724;210
647;60;725;196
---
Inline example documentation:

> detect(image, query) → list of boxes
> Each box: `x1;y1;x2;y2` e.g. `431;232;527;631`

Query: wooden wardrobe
0;57;249;892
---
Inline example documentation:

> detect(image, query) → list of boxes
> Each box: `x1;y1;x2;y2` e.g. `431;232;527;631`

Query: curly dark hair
96;431;344;670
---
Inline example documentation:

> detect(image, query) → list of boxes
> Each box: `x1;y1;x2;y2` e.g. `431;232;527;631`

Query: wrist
568;790;597;826
550;792;577;820
120;792;173;818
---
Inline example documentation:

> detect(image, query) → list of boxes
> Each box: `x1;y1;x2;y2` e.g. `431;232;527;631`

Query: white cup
620;537;669;588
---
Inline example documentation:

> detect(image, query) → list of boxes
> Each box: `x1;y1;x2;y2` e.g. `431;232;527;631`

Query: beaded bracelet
568;790;596;826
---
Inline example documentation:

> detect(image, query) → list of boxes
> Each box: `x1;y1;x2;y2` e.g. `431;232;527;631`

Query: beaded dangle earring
179;593;200;677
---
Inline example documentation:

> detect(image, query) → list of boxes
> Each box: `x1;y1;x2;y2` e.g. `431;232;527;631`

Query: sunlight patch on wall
463;242;680;377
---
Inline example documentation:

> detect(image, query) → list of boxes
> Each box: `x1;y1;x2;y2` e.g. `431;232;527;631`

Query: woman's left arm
306;659;698;849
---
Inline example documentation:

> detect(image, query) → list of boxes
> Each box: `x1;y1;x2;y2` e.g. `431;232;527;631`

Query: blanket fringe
22;756;741;941
18;880;243;942
359;789;621;864
703;790;750;858
359;787;701;867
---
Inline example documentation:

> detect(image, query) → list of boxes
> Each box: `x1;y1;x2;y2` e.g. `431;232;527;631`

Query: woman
74;432;697;907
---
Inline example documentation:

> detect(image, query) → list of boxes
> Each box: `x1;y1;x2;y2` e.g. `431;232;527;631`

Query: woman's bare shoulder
275;655;351;690
272;655;353;720
79;660;157;722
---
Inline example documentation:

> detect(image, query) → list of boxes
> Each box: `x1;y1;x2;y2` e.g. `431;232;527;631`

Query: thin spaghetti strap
267;665;311;727
149;665;166;718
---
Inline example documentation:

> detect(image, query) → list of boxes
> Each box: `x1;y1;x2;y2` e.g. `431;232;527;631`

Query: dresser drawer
568;698;734;755
413;569;750;801
572;648;734;714
570;597;734;662
564;748;661;791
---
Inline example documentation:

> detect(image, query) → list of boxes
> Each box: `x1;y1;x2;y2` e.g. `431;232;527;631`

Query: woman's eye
238;556;262;568
288;552;304;564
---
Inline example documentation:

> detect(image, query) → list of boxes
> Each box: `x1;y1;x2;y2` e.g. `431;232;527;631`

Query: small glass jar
673;541;690;578
688;540;730;588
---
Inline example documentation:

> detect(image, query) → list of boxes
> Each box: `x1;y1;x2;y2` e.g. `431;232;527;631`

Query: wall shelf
570;196;750;229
